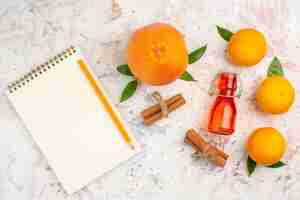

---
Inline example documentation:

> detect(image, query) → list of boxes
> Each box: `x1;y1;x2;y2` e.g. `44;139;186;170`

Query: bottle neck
219;88;235;97
216;95;235;99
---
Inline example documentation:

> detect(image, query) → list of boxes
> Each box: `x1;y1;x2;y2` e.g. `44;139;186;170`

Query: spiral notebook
6;47;140;194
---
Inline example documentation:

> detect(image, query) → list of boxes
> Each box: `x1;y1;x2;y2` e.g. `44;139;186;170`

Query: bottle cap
209;72;242;97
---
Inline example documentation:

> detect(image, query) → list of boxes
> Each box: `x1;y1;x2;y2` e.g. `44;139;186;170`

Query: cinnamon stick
186;129;229;160
141;94;183;118
184;129;229;167
143;96;186;125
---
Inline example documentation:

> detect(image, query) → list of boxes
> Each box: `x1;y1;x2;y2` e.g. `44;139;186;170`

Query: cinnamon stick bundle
141;94;186;125
184;129;229;167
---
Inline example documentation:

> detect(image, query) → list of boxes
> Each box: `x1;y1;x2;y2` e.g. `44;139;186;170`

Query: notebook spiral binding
8;46;77;94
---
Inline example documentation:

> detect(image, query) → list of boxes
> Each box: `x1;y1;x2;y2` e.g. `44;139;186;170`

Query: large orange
127;23;188;85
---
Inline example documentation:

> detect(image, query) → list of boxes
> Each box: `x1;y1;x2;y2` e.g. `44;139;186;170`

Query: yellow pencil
77;59;135;150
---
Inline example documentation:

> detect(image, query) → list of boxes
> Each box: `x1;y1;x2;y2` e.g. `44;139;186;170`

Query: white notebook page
6;47;140;194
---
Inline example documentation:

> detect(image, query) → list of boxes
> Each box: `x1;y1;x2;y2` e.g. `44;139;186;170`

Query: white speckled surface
1;0;300;199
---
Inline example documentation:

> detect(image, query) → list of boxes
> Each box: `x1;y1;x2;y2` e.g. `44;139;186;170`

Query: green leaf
117;64;133;76
267;161;286;168
180;71;196;81
247;156;257;176
188;45;207;64
267;57;284;77
216;25;234;42
120;80;138;102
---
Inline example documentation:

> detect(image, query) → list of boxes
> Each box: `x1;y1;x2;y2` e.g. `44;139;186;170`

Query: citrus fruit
246;127;286;166
256;76;295;114
227;28;267;66
127;23;188;85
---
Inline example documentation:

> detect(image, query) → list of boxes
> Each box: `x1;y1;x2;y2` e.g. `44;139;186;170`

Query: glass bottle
207;72;241;135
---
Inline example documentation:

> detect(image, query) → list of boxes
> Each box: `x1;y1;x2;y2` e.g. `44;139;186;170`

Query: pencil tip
129;142;135;150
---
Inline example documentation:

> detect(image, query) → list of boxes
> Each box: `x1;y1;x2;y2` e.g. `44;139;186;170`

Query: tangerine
256;76;295;114
246;127;286;166
227;28;267;67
